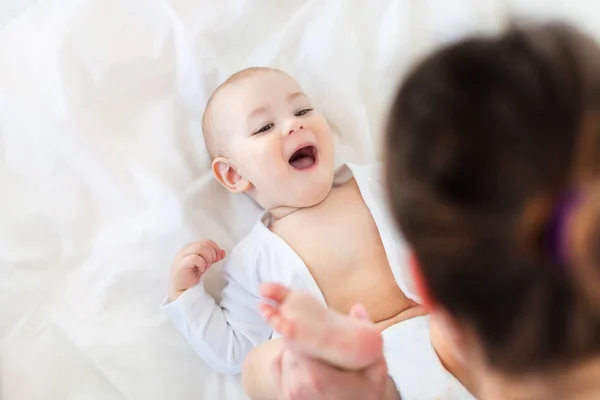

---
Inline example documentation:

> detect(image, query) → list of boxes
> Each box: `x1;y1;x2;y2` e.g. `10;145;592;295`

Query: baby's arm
168;240;224;302
162;240;272;375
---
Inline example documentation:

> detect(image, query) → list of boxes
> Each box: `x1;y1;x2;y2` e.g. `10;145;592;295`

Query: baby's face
213;71;335;211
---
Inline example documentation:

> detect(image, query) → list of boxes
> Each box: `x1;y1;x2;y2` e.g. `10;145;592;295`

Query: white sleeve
160;245;272;375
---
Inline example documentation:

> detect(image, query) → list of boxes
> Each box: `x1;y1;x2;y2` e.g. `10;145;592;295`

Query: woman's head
385;23;600;375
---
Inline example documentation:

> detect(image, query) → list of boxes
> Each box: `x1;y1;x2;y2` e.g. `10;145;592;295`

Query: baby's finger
209;243;226;263
179;240;219;257
197;245;219;265
259;302;278;321
182;254;207;272
204;240;223;256
206;239;220;250
260;282;290;304
269;314;295;338
179;241;208;256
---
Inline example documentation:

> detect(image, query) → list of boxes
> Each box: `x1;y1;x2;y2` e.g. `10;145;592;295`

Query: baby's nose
285;123;303;136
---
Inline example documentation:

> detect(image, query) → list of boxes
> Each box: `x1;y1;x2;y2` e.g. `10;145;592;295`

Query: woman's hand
272;347;400;400
258;283;403;399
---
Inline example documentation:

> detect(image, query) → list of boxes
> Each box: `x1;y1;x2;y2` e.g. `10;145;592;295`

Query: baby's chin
293;182;334;207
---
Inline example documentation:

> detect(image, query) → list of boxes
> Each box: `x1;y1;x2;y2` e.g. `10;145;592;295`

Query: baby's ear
212;157;251;194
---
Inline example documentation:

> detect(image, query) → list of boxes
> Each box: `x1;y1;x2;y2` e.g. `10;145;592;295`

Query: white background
1;1;599;399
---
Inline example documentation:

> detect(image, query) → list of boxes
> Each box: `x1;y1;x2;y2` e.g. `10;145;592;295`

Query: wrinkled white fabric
3;1;599;399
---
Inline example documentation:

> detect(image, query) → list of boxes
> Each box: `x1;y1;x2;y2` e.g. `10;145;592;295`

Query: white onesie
161;163;475;399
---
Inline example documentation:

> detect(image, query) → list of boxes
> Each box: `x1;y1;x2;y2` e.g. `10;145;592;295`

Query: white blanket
1;1;598;399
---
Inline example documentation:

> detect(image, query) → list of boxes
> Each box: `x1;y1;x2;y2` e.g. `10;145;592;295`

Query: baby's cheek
252;156;287;190
313;115;332;134
259;144;286;167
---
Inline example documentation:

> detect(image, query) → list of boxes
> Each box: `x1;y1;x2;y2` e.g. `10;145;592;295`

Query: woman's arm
243;338;401;400
242;339;285;400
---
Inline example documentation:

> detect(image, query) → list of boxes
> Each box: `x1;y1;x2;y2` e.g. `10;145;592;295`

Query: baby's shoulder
224;221;283;286
227;221;276;264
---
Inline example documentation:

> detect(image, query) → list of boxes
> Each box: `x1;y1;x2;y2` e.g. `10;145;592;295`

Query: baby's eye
294;108;313;117
253;123;274;135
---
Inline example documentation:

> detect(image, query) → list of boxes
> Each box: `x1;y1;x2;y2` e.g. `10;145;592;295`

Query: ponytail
519;24;600;314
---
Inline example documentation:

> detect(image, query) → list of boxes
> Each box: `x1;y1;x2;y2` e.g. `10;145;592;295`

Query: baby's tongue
291;156;315;169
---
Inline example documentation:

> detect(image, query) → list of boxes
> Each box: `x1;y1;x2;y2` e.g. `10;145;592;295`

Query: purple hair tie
547;191;581;266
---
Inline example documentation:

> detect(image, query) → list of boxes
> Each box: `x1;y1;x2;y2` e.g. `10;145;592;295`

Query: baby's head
202;67;335;215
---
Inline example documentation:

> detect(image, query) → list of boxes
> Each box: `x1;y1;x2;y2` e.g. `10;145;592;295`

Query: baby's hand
169;240;226;301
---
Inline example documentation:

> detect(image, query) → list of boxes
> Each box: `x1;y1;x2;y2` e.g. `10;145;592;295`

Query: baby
161;67;470;398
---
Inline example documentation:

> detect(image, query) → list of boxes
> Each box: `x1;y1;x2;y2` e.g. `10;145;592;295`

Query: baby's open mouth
288;145;317;170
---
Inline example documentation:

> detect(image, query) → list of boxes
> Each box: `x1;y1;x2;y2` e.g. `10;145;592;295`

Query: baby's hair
385;22;600;373
201;67;286;159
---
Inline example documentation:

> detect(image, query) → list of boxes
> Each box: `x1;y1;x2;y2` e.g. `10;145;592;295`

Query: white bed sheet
1;1;598;399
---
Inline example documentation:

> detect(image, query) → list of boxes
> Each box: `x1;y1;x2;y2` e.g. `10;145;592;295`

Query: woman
253;22;600;399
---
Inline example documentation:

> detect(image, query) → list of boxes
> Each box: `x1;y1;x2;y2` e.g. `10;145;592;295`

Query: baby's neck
269;205;304;221
268;183;341;222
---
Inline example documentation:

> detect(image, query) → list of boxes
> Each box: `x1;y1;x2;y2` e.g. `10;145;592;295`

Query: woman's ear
212;157;252;193
409;251;435;312
411;251;472;375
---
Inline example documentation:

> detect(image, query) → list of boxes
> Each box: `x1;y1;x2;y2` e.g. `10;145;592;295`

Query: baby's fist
169;240;225;301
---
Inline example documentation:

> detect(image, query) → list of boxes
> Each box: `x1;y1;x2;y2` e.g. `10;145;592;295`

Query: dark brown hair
385;22;600;373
